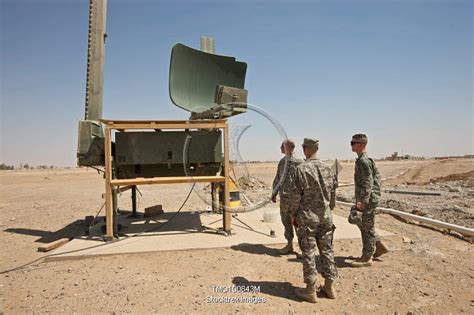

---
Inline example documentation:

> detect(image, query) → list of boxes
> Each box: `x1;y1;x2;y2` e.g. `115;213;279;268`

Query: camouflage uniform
291;159;338;284
353;152;382;257
272;156;303;241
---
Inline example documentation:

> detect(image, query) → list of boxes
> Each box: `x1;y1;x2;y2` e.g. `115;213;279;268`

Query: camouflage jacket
291;159;337;226
354;152;381;204
271;155;303;199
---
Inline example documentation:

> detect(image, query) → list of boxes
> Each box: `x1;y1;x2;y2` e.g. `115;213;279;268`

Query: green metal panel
114;130;223;178
77;120;104;166
169;43;247;114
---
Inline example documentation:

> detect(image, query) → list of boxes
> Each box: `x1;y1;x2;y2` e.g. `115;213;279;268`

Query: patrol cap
351;134;368;145
302;138;319;149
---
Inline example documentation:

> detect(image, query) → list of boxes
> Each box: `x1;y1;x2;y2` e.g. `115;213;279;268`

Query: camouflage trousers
280;198;296;242
348;203;380;257
297;221;338;284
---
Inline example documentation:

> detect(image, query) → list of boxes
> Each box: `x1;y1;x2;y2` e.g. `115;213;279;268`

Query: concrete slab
48;207;392;261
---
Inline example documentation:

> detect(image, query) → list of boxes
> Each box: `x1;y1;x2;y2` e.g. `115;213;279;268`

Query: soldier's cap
302;138;319;148
351;134;368;145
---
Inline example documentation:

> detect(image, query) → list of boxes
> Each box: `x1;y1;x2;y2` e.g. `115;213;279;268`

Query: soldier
349;134;389;268
291;138;337;303
271;139;303;254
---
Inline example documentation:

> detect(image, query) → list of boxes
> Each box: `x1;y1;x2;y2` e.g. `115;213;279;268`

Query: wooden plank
110;176;225;186
104;123;226;130
104;127;113;238
37;238;70;252
223;123;231;232
100;119;226;124
98;119;226;130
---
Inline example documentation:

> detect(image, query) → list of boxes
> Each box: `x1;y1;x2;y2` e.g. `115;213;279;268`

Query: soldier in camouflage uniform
272;139;303;254
291;138;338;303
349;134;389;268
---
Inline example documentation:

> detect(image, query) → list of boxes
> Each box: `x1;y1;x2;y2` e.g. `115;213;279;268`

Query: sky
1;0;473;166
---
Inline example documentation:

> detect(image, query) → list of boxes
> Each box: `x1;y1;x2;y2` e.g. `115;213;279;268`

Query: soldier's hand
271;196;277;203
356;201;365;210
292;214;298;227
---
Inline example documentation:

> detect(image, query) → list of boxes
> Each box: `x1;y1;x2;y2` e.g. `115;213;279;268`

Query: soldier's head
302;138;319;159
280;139;295;155
351;134;368;154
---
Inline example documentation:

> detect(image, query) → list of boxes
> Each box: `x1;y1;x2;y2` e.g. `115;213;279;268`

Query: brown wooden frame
100;119;231;238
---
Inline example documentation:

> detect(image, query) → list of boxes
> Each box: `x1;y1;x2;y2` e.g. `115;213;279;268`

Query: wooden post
104;126;113;238
223;122;231;232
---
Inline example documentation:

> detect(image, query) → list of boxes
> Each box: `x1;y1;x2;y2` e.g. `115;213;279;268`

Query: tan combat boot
349;255;373;267
373;241;389;258
295;282;317;303
278;241;294;255
320;278;336;299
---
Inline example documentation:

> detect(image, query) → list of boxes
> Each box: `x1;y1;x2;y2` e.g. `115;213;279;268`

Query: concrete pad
48;207;392;261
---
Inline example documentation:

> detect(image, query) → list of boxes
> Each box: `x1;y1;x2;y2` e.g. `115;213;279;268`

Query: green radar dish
169;43;247;114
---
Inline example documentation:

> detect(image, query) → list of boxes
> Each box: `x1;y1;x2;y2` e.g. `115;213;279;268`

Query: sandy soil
1;159;473;314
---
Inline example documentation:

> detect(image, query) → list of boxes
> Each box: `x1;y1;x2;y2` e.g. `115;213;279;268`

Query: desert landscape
0;158;473;313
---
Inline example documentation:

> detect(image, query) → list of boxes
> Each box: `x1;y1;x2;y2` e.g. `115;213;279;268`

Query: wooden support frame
100;119;231;238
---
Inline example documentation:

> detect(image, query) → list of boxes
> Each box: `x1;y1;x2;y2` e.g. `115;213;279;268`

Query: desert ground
0;158;473;314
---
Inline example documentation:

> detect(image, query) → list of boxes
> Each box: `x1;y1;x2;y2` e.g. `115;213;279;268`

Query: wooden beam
100;119;227;124
37;238;70;252
104;123;226;130
104;126;113;238
223;122;231;232
110;176;225;186
99;119;226;130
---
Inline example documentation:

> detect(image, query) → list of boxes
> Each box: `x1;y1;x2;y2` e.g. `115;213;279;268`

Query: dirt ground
1;159;473;314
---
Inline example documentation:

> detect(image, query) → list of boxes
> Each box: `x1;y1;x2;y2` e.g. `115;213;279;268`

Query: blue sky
1;0;472;166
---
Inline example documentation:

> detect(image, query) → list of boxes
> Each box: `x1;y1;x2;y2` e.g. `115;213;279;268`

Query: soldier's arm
271;159;283;199
290;167;303;215
357;159;374;205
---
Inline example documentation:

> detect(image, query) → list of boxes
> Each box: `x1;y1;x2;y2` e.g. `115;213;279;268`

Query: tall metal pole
200;36;215;54
77;0;108;166
84;0;107;121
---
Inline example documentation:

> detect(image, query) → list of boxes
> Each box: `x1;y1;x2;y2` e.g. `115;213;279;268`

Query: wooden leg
104;127;113;238
223;123;231;232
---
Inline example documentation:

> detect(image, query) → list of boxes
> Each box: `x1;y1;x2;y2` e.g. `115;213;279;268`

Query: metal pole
384;189;441;196
211;183;216;212
84;0;107;121
336;201;474;237
132;185;137;215
112;187;118;236
200;36;215;54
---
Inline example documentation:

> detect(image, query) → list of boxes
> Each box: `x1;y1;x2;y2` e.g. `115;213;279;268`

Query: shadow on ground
5;219;87;243
232;276;300;302
231;243;355;269
230;243;280;257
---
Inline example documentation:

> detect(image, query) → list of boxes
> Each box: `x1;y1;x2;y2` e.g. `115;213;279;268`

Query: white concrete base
48;206;392;261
